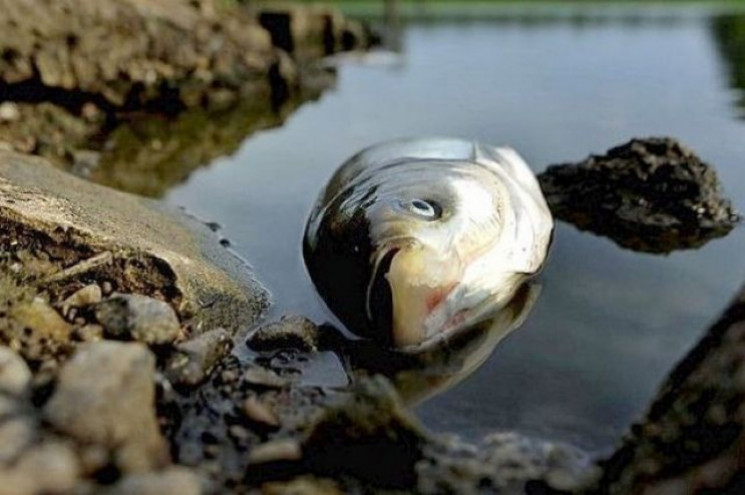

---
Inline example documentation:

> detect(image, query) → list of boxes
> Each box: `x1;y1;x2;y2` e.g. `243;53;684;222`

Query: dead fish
304;138;553;350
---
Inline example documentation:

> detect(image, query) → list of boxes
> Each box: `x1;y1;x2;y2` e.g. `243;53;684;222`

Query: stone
596;285;745;494
247;439;303;465
164;328;233;387
44;341;169;473
0;347;32;396
95;293;181;345
10;297;72;342
242;396;280;428
0;103;19;123
302;377;429;488
538;137;739;253
243;366;291;389
0;152;269;335
247;315;320;353
261;477;342;495
105;468;202;495
60;284;102;317
0;442;79;495
0;418;35;463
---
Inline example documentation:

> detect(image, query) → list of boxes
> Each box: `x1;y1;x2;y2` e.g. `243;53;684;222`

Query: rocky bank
1;1;744;493
0;0;372;197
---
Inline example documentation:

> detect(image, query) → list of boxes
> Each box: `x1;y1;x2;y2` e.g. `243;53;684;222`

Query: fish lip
365;245;400;335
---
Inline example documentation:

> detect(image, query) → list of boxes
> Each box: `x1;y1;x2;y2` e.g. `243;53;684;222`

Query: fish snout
369;244;462;347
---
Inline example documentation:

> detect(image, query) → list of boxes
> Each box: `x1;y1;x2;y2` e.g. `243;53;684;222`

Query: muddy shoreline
0;1;744;494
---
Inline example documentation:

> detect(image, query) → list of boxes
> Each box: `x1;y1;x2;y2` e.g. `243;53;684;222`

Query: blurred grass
288;0;745;18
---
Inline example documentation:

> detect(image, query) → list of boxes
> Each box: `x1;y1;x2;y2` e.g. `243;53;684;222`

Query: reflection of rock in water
0;65;337;198
86;69;337;197
712;14;745;118
538;137;739;254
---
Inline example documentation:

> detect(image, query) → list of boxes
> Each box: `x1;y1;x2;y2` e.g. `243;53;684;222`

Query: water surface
167;4;745;452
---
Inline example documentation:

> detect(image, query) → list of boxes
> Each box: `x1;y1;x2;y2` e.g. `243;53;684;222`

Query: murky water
166;5;745;452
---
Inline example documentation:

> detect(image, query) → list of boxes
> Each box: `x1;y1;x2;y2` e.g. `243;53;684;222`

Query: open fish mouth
365;247;399;346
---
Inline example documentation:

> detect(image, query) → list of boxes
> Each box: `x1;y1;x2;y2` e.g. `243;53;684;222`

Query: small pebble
228;425;250;442
0;102;20;122
248;439;302;465
0;347;32;396
242;396;279;428
243;367;289;389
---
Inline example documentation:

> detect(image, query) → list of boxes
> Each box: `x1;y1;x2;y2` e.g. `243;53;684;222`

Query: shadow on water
711;14;745;119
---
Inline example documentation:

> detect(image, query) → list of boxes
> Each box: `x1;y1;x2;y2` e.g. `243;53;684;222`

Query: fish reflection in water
330;282;541;405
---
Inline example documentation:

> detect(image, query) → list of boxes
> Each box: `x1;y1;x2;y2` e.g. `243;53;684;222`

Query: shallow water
167;4;745;452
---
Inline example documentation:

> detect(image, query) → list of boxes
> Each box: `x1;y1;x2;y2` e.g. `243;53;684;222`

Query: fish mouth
365;243;465;348
366;247;400;345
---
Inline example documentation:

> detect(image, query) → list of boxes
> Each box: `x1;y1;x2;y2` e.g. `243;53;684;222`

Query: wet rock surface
0;150;268;339
247;315;321;353
538;137;739;253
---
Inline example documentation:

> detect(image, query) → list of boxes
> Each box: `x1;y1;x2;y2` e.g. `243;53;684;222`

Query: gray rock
0;442;79;495
247;315;320;352
0;418;35;464
44;341;169;473
0;347;31;397
95;293;181;345
0;152;269;335
164;328;233;387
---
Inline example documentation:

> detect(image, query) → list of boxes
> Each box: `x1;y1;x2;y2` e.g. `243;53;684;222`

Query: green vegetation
712;14;745;118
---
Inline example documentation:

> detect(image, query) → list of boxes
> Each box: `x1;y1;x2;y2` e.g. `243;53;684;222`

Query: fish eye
399;198;441;220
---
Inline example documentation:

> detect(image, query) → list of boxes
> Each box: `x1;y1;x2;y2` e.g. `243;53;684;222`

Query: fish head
304;139;553;350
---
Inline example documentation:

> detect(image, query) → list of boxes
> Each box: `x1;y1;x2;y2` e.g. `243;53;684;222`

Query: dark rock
44;341;170;474
538;137;739;253
247;315;320;353
164;328;233;387
95;293;181;345
258;5;374;59
595;285;745;494
302;376;429;489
